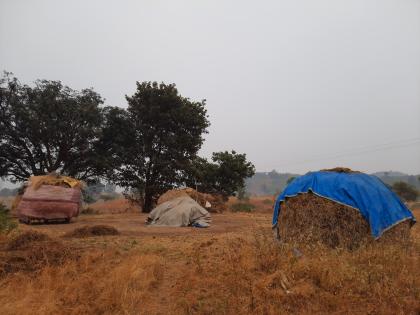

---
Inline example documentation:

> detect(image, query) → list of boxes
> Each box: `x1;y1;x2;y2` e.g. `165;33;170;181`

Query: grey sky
1;0;419;174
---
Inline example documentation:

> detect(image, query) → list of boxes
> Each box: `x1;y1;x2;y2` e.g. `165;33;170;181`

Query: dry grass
0;220;418;314
88;198;139;214
63;225;120;238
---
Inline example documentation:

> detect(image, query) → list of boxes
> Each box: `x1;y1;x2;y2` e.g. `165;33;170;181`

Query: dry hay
0;231;77;276
7;231;50;250
277;192;411;249
64;225;120;238
158;188;226;213
320;167;360;173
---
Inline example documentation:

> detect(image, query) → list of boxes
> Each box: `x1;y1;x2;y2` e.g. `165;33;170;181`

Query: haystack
14;174;83;224
157;188;226;213
273;169;416;249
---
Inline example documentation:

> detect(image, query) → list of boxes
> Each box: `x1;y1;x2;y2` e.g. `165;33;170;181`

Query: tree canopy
185;150;255;199
102;81;210;212
0;72;105;182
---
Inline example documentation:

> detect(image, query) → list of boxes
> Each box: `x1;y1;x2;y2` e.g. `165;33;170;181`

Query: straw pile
1;231;77;276
277;192;411;249
158;188;226;213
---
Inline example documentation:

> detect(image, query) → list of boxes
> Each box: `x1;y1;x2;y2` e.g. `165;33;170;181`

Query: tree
391;181;419;202
102;82;210;212
0;72;106;182
185;151;255;199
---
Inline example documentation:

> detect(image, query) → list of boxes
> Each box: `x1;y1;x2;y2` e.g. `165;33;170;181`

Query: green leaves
0;72;105;181
185;151;255;199
102;81;210;212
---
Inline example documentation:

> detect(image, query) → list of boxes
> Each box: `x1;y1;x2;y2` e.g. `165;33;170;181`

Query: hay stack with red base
15;175;83;224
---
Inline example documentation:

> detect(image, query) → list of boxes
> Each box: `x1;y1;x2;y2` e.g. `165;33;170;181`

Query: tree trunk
143;191;153;213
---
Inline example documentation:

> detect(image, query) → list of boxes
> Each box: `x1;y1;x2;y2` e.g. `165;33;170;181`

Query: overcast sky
1;0;419;174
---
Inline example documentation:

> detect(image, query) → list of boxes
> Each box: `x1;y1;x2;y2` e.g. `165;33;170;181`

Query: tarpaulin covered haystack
15;175;83;223
148;196;211;227
158;187;226;213
273;169;416;249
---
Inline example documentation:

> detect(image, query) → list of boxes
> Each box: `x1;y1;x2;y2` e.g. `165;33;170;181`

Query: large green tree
102;82;210;212
185;150;255;199
0;72;105;182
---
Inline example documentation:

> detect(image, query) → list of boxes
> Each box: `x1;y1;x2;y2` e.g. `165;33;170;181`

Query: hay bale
158;188;226;213
64;225;120;238
277;193;411;249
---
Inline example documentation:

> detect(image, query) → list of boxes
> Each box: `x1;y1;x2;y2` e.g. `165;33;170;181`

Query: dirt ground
20;212;272;237
0;199;419;315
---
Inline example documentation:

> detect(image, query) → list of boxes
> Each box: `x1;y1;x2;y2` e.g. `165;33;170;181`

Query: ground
0;197;419;315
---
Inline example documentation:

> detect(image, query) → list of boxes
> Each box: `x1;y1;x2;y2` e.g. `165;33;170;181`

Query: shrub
262;199;273;205
0;202;17;234
392;181;419;202
81;207;99;215
231;202;255;212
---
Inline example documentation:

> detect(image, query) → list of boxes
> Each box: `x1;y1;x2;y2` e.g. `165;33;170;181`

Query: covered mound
273;170;416;247
15;174;82;223
278;193;411;249
148;196;211;227
64;225;120;238
158;188;226;213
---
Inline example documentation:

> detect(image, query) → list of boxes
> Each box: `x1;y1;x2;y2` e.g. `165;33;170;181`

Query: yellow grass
0;207;418;314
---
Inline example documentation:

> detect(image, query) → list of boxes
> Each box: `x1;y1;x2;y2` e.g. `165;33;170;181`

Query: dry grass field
0;198;419;315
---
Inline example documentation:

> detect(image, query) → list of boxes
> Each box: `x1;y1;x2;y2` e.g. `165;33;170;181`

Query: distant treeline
246;171;420;196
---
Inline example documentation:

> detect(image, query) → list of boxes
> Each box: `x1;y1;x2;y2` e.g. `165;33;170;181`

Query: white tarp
147;196;211;227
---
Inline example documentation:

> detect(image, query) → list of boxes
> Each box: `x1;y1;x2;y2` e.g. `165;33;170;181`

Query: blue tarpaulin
272;171;416;239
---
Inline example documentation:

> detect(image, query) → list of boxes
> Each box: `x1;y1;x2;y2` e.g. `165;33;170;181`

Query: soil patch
64;225;120;238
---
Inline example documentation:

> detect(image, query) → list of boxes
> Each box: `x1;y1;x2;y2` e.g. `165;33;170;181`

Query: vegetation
0;72;106;182
101;82;210;212
0;202;17;234
230;202;255;212
0;222;418;314
392;181;419;202
185;151;255;200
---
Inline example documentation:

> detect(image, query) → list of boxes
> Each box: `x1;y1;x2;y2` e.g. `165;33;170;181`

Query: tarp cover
148;196;211;227
273;171;416;238
17;185;81;220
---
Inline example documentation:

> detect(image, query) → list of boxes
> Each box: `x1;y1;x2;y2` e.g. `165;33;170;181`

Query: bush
99;193;118;201
81;207;99;215
231;202;255;212
262;199;273;205
392;182;419;202
0;202;17;234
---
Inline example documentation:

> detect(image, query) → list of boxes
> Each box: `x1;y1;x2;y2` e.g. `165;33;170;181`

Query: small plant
262;199;273;205
0;202;17;234
99;193;117;201
81;207;99;215
231;202;255;212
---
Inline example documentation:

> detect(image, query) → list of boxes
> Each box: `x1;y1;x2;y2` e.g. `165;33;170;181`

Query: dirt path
20;212;272;238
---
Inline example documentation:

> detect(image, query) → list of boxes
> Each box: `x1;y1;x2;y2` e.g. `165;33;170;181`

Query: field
0;197;419;315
